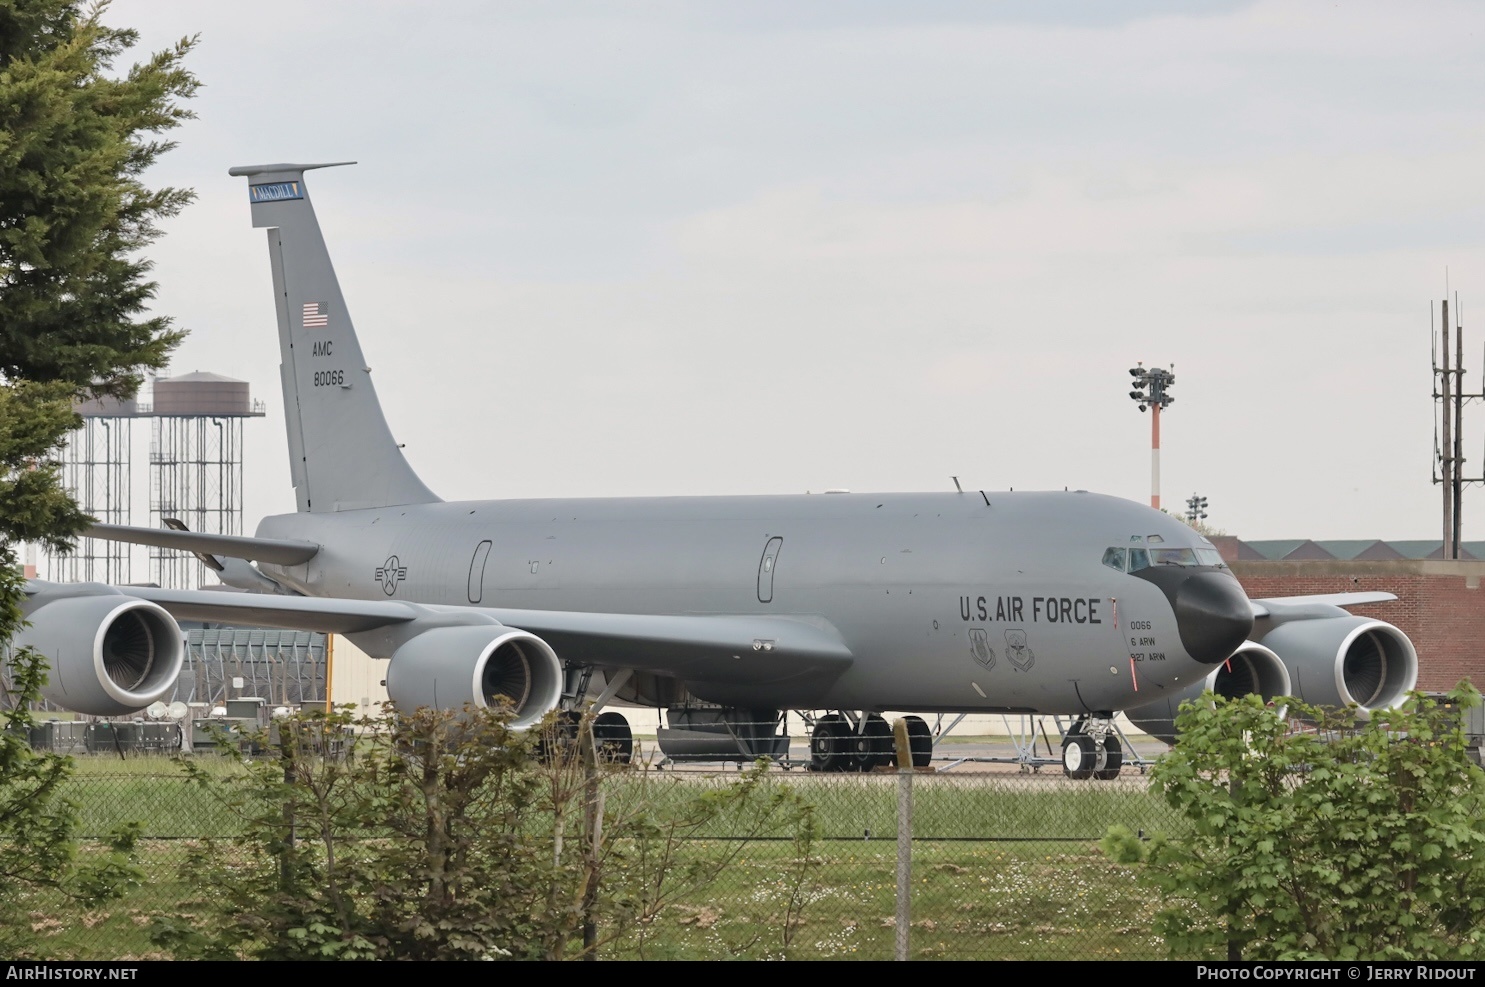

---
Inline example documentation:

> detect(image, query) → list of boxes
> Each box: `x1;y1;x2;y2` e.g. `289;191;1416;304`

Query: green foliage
0;0;197;398
0;1;194;955
0;0;197;553
0;383;89;552
0;644;144;956
1103;684;1485;960
154;705;820;960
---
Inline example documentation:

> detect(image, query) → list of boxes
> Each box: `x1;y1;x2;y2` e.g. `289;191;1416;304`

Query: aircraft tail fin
228;162;440;513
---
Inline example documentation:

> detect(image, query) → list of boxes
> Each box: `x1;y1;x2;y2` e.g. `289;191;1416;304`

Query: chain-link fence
21;752;1208;961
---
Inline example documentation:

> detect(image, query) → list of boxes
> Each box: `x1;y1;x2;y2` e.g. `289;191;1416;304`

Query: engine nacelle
1126;642;1291;745
15;594;185;716
1256;615;1417;711
384;625;563;730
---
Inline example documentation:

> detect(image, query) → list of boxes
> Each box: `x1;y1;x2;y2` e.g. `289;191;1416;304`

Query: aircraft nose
1173;571;1254;664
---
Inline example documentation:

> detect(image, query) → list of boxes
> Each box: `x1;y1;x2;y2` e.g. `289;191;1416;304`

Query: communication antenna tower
1432;295;1483;559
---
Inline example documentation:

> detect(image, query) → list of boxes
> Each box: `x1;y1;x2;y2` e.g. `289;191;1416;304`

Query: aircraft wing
87;523;320;566
1247;591;1397;619
130;586;419;634
124;587;853;683
472;607;853;683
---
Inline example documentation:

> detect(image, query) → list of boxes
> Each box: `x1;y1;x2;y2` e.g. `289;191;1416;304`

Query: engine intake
385;625;563;730
1257;616;1417;711
16;594;185;716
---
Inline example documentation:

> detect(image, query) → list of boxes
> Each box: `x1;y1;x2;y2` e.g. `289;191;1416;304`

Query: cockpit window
1116;541;1226;572
1146;547;1229;568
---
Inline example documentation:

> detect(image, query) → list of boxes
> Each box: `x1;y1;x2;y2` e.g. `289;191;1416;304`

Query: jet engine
15;593;186;716
1255;615;1417;712
1125;642;1292;744
384;625;563;730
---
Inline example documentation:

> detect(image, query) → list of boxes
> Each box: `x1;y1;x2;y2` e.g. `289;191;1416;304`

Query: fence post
279;718;296;892
581;715;603;960
893;717;912;961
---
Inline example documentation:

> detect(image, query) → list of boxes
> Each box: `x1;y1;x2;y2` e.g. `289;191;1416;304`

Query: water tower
149;371;265;588
49;395;141;583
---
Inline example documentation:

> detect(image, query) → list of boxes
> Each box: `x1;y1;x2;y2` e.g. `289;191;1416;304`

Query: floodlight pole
1127;363;1175;512
1185;493;1209;525
1150;400;1162;511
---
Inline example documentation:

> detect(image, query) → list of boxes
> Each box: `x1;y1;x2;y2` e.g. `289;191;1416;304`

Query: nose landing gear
1061;717;1123;780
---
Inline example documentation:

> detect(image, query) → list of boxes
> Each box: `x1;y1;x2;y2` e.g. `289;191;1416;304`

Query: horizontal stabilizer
1249;591;1397;619
227;161;356;177
86;523;319;566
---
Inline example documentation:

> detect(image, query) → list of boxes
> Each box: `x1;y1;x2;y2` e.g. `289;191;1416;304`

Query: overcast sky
83;0;1485;551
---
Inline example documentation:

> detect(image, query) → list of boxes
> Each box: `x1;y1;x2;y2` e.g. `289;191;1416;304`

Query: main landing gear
541;708;635;765
1060;716;1122;781
592;710;634;764
809;712;932;773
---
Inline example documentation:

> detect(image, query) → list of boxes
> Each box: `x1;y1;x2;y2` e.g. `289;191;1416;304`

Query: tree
0;0;197;561
0;0;197;955
1103;685;1485;960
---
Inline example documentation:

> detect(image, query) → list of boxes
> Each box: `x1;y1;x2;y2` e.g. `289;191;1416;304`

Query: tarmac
629;730;1173;778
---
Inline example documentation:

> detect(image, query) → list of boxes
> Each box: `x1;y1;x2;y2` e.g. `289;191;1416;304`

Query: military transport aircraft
16;163;1419;779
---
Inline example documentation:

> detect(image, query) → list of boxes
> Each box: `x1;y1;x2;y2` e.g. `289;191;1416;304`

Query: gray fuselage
256;488;1232;715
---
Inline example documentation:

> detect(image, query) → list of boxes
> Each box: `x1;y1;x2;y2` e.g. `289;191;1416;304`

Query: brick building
1213;537;1485;692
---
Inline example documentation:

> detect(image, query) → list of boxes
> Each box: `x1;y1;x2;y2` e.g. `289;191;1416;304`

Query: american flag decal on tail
302;302;329;328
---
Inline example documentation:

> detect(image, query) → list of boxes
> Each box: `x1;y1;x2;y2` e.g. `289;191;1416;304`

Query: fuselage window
1129;548;1150;572
1102;547;1127;572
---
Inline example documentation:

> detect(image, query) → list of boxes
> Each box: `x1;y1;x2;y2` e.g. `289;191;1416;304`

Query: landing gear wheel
901;715;933;769
592;711;634;764
537;709;583;763
1094;737;1123;780
1062;734;1099;780
810;714;850;772
850;714;892;772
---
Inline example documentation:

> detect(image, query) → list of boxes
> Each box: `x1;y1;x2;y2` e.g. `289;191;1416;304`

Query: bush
0;645;144;957
153;704;819;960
1103;684;1485;961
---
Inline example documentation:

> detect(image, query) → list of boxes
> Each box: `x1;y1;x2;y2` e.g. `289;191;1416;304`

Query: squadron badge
968;627;996;669
1004;628;1036;672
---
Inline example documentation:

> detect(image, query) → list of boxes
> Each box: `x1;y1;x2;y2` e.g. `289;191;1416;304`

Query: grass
18;836;1182;961
606;839;1176;960
20;754;1199;961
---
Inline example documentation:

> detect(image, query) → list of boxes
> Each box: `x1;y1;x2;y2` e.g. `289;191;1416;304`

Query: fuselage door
1117;544;1159;680
757;536;783;604
468;540;492;604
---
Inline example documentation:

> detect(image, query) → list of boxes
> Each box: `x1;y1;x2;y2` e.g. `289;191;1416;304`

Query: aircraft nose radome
1174;572;1254;664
